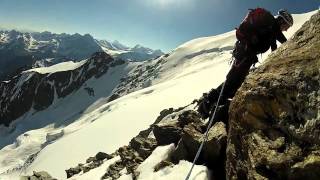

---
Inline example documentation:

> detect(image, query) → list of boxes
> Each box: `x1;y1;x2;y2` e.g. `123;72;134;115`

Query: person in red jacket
198;9;294;119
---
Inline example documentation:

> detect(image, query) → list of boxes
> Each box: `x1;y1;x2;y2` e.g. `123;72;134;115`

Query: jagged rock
153;108;175;124
136;128;152;138
153;109;205;146
177;110;203;128
20;171;57;180
95;152;113;161
154;160;174;172
65;156;104;178
84;160;103;174
117;146;141;178
153;122;182;145
226;12;320;179
82;166;90;173
65;166;81;178
129;137;157;159
201;122;227;163
170;139;189;164
101;161;125;180
86;156;96;163
179;122;227;164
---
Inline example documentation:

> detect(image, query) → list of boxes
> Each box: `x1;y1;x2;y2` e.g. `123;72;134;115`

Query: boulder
95;152;113;161
129;137;157;159
154;160;174;172
177;110;203;128
65;166;81;178
180;122;227;164
86;156;96;163
153;122;182;145
153;109;205;146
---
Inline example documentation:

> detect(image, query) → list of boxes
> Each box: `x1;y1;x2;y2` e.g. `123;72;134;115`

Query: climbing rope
185;59;236;180
185;79;226;180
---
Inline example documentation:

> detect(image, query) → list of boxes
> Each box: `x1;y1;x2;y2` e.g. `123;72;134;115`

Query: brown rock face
226;12;320;179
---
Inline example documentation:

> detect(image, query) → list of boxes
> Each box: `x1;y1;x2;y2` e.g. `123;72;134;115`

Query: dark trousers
209;41;257;103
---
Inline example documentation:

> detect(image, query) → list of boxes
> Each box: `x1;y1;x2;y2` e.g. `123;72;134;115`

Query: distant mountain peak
0;29;165;80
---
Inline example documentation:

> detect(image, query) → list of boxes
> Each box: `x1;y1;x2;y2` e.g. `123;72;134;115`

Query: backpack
236;8;275;45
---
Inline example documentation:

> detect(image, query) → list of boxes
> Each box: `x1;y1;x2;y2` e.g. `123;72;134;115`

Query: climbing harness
185;62;231;180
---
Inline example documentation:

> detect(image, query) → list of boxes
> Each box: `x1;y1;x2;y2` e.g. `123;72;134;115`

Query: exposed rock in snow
20;171;57;180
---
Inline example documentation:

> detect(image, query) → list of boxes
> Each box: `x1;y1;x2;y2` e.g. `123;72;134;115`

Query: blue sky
0;0;318;52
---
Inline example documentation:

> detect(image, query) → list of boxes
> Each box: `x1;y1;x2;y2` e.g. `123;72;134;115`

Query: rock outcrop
0;52;125;126
151;106;228;179
20;171;57;180
226;11;320;179
65;151;115;178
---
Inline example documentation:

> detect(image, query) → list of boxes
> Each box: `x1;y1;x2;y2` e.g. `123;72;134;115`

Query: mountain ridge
0;30;164;81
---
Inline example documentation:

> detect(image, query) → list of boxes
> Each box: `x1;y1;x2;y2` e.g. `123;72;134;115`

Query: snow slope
24;59;88;74
0;10;316;180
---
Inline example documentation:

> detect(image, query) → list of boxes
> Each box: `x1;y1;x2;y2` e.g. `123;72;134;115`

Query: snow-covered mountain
0;31;103;80
0;10;317;180
97;40;130;51
0;30;164;81
97;40;164;62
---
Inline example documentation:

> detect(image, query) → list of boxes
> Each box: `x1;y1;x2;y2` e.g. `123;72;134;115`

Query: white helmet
277;9;293;27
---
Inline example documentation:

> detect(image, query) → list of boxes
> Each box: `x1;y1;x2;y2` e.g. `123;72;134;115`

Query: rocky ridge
60;100;229;179
0;50;169;127
0;52;125;126
111;55;168;98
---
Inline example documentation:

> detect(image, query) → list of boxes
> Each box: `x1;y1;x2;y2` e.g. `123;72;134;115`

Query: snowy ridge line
0;52;125;126
0;29;164;82
24;59;88;74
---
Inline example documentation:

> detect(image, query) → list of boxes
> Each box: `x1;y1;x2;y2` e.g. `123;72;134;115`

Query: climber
198;8;294;119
